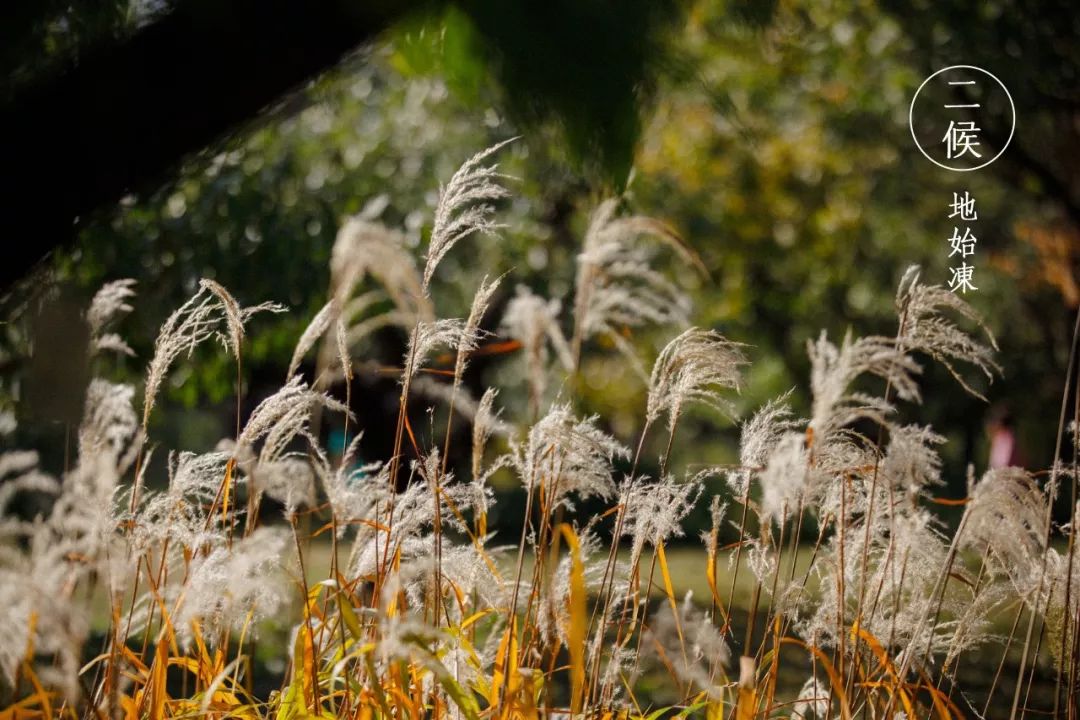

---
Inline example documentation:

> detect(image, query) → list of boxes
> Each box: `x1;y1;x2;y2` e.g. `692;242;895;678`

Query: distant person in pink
987;408;1022;468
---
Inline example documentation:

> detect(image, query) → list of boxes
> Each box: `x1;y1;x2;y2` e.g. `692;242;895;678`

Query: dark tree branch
0;0;411;290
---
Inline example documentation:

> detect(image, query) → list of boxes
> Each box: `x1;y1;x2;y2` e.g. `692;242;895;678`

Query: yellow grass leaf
221;457;235;529
491;617;519;709
918;668;963;719
849;621;914;717
656;542;687;659
339;595;364;642
0;689;53;720
735;656;756;720
149;640;168;720
460;609;491;631
779;637;852;720
704;528;730;628
16;662;52;720
558;524;587;715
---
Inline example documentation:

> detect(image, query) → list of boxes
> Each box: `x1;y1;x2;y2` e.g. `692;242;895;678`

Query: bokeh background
2;0;1079;542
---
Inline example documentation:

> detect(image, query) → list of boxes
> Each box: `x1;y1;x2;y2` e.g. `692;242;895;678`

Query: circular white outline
908;64;1015;172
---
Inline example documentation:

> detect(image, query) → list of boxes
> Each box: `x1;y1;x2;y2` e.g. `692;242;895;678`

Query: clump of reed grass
0;141;1076;720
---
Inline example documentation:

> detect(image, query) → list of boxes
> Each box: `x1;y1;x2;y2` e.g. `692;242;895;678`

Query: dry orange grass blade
735;656;756;720
148;640;168;720
0;686;55;720
491;618;519;713
220;457;235;534
704;527;731;628
779;637;852;720
558;524;587;715
656;542;687;667
916;668;964;719
14;669;54;720
8;613;55;720
849;621;915;717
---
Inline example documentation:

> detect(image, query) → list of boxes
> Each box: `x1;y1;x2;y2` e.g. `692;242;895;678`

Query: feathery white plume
78;379;140;473
238;376;342;449
807;331;920;442
253;456;317;516
288;299;338;379
758;432;811;526
331;217;432;323
472;388;505;482
620;476;701;564
423;139;514;292
647;327;746;430
200;278;284;357
143;280;282;426
641;592;729;699
335;316;352;382
0;451;57;542
500;285;573;409
453;274;502;385
87;279;137;356
961;467;1047;593
213;377;346;522
791;676;829;719
896;265;1000;399
172;526;292;646
880;424;946;501
727;391;800;496
404;319;468;382
87;279;136;336
514;403;629;507
573;199;698;370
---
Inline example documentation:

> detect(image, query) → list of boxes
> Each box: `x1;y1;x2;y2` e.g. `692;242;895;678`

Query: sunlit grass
1;143;1073;719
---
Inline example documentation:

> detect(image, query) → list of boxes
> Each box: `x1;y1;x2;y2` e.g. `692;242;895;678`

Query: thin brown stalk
291;515;322;712
1021;585;1054;718
754;508;787;673
500;449;541;708
586;422;652;707
984;602;1027;717
1055;369;1080;717
603;415;682;703
375;318;421;600
1011;306;1080;720
724;482;754;634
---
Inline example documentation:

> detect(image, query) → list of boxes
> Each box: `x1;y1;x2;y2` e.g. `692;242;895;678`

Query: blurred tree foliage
0;0;137;101
3;0;1078;522
622;0;1078;491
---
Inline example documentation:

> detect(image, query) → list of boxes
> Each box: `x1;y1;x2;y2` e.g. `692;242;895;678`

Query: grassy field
297;538;799;610
67;477;1064;715
64;534;1056;712
286;539;1058;713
